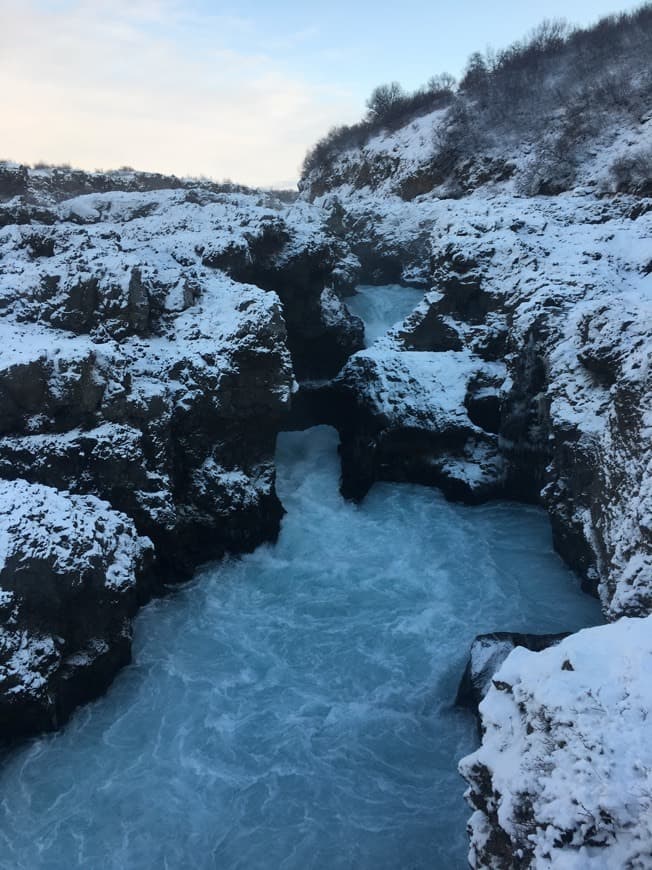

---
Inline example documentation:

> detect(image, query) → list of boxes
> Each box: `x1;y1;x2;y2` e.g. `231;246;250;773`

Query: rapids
344;283;424;346
0;427;600;869
0;286;601;869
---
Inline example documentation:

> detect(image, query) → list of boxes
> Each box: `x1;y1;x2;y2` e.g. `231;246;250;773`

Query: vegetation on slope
302;4;652;198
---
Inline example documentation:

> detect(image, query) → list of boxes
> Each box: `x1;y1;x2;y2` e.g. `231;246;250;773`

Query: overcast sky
1;0;644;186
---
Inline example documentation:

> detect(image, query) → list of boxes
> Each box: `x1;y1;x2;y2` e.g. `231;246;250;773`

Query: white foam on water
0;425;601;869
344;284;424;346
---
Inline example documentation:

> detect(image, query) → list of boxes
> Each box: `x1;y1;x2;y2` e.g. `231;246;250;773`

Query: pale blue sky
172;0;643;96
1;0;644;185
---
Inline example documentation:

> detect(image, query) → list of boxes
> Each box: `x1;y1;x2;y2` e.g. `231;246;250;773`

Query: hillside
301;5;652;203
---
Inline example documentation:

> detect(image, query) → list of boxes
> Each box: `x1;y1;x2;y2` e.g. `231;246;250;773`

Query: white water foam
345;284;424;346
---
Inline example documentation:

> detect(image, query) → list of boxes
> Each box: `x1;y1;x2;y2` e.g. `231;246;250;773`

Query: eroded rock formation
0;172;361;738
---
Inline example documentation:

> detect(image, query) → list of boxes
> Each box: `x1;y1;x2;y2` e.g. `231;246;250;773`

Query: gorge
1;6;652;868
0;414;600;869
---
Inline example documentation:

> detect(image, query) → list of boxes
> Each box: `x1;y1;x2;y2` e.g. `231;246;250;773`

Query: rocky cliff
0;167;362;738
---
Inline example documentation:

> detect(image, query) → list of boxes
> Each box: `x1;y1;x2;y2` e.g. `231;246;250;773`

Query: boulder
459;618;652;869
0;479;152;740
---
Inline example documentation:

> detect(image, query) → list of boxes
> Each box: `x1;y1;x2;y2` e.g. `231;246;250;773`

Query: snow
0;478;151;703
319;286;348;328
460;617;652;869
338;347;506;431
0;478;150;592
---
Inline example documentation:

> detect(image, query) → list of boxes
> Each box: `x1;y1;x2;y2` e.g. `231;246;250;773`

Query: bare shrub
366;82;406;121
301;2;652;188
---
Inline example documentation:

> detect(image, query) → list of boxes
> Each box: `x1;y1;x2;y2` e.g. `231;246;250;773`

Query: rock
332;347;508;503
459;618;652;869
0;164;28;199
199;211;364;378
0;276;293;578
0;479;152;740
455;632;570;714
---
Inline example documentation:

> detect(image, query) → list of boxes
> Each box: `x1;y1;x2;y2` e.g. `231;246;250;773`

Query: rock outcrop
332;345;507;503
0;479;152;738
459;618;652;869
455;632;569;714
0;171;361;738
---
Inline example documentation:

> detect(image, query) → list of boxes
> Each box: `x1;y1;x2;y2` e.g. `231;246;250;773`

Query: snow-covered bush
609;146;652;196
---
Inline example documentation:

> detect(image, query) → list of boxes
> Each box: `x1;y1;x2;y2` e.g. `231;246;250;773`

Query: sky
0;0;645;187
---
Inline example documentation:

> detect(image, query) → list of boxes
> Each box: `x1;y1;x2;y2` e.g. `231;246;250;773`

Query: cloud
0;0;359;186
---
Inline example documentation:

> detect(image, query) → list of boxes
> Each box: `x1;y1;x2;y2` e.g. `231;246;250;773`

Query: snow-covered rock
0;168;363;737
332;345;508;502
302;183;651;619
459;617;652;869
455;632;570;714
0;479;152;737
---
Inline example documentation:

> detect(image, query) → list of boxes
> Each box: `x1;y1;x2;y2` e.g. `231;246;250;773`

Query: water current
0;287;601;870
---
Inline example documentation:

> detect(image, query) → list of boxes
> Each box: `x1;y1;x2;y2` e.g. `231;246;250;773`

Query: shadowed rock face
0;173;363;740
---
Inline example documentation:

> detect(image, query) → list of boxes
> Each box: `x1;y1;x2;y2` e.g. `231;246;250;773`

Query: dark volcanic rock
200;216;364;379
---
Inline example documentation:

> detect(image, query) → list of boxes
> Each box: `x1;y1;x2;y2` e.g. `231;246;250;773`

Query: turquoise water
0;426;601;870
